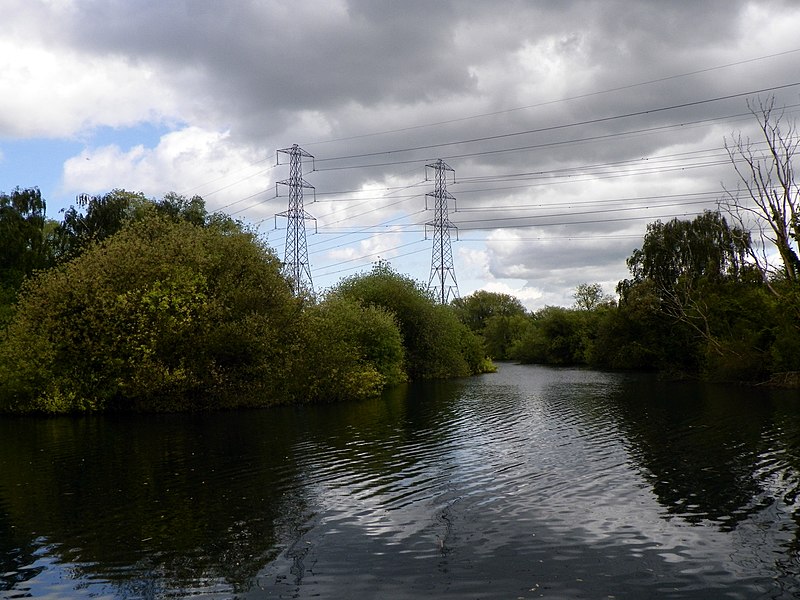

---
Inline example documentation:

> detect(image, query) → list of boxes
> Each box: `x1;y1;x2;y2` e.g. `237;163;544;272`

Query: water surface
1;364;799;598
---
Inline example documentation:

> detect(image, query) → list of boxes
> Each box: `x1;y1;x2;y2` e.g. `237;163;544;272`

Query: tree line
1;97;797;412
459;208;797;382
0;190;491;413
457;98;800;384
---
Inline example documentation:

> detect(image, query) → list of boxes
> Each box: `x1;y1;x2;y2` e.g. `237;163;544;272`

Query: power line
311;104;800;173
457;210;710;231
315;242;430;278
311;195;723;237
179;160;278;202
309;210;426;254
460;234;643;242
315;181;426;225
203;101;799;217
219;81;800;290
314;81;800;164
456;190;723;211
311;210;714;281
450;198;719;226
301;47;800;148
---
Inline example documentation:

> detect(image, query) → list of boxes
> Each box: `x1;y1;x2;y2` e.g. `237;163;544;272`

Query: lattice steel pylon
425;159;459;304
275;144;316;296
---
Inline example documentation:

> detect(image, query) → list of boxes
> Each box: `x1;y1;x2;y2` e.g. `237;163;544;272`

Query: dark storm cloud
32;0;794;166
54;1;478;124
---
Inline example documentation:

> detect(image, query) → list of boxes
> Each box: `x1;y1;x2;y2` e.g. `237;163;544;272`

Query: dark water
1;364;800;599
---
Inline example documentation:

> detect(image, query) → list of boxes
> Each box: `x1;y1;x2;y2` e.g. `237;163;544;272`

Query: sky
1;0;799;309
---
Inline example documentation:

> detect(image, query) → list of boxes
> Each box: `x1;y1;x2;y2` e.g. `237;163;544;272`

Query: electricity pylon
425;159;459;304
275;144;316;296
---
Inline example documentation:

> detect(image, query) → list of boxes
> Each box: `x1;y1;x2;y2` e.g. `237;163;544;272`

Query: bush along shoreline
0;194;493;414
3;181;800;413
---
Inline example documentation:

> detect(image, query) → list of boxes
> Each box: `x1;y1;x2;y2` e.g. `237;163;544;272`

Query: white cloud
325;228;405;262
483;280;544;305
61;127;271;213
0;40;182;138
456;244;544;310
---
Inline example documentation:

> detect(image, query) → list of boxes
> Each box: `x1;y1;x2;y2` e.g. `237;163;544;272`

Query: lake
1;363;799;599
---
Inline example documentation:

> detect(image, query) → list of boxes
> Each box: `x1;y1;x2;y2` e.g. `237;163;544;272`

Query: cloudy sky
2;0;799;308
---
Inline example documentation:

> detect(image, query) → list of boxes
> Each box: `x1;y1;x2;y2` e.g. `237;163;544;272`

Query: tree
587;285;663;371
617;212;779;378
620;211;750;301
722;96;800;287
510;306;589;366
53;190;218;262
451;290;526;331
481;312;530;360
332;261;491;379
0;187;50;289
54;189;147;260
153;192;207;226
0;214;298;413
0;187;57;326
451;290;527;360
573;283;615;311
291;296;406;403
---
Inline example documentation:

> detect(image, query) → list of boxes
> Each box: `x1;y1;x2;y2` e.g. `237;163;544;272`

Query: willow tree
621;210;751;297
619;211;755;364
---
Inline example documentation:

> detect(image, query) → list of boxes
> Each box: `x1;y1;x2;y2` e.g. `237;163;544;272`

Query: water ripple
3;365;800;598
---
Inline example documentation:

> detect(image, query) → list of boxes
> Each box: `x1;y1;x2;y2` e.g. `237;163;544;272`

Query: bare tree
721;95;800;291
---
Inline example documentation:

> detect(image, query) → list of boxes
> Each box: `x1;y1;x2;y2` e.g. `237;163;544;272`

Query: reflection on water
1;364;799;598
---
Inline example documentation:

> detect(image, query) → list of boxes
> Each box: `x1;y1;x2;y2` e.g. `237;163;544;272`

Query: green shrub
290;296;406;403
0;215;297;413
332;262;491;380
510;307;589;366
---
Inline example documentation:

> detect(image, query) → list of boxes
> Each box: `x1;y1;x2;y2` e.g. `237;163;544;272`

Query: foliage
619;211;750;301
0;187;52;289
0;187;60;328
290;296;406;403
606;211;767;378
5;146;798;412
151;191;207;226
451;290;526;331
510;306;591;366
451;289;527;360
0;226;496;413
332;262;491;380
53;189;146;260
587;280;662;370
768;283;800;373
0;215;298;413
481;312;530;360
53;190;219;262
0;285;16;328
573;283;615;311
